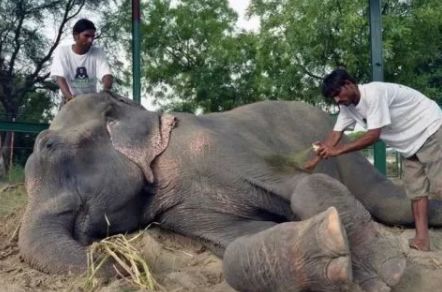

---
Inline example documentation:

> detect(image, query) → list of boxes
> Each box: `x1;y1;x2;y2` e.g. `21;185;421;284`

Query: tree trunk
0;133;7;179
2;132;12;175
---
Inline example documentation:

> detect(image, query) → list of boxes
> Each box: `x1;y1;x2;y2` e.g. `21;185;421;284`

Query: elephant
18;91;442;291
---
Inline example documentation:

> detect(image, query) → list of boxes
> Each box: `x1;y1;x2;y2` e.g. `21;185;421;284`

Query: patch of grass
84;232;160;291
7;164;25;184
0;183;27;218
0;165;27;218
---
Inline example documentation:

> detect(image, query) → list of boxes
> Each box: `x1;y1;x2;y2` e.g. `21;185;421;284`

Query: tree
249;0;442;104
382;0;442;103
106;0;267;113
106;0;441;113
141;0;258;113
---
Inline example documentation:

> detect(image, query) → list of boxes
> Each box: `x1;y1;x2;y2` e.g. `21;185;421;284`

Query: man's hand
316;143;343;159
316;128;381;159
102;74;113;91
55;76;75;103
303;156;321;173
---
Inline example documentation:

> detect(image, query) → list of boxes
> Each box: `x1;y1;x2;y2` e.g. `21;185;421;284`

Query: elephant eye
38;136;58;152
104;103;118;119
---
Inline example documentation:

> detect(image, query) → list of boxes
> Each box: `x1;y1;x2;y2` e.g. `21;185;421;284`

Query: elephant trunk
18;199;87;274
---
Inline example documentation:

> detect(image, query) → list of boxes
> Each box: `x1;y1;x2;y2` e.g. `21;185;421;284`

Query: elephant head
19;92;175;273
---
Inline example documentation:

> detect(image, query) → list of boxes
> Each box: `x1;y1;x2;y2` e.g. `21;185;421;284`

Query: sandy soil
2;183;442;292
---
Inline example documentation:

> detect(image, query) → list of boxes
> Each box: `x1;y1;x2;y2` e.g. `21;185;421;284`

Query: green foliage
251;0;371;103
105;0;441;112
106;0;266;113
381;0;442;103
99;0;134;96
250;0;442;103
140;0;264;112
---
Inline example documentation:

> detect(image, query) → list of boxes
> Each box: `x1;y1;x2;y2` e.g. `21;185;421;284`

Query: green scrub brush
265;144;320;172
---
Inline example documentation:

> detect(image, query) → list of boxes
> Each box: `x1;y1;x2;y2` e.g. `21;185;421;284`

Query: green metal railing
363;146;402;178
132;0;141;104
0;121;48;133
369;0;387;175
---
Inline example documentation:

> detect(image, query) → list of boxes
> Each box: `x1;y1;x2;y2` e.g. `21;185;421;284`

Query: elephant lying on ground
19;92;442;291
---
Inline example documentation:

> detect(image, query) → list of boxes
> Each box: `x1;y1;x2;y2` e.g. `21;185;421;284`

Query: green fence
362;146;402;178
0;121;49;133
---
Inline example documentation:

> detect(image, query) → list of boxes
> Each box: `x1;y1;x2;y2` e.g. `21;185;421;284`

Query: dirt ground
2;182;442;292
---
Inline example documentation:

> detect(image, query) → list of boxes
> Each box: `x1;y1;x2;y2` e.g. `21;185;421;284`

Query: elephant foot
350;223;406;290
319;207;352;283
357;276;391;292
223;207;353;292
290;174;406;290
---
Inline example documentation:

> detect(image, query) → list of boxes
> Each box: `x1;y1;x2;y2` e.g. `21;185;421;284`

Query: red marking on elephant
188;132;213;155
152;157;182;213
290;240;309;286
25;177;42;196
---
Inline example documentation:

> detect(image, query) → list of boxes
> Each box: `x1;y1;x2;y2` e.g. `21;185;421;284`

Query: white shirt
50;45;111;96
334;82;442;157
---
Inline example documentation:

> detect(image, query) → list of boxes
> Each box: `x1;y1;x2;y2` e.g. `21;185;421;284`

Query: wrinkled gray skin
19;92;442;291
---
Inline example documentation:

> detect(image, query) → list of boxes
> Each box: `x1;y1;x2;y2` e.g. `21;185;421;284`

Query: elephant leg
223;207;352;292
290;174;406;292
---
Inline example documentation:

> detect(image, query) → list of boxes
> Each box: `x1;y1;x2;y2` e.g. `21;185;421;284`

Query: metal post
132;0;141;104
369;0;387;175
9;118;15;177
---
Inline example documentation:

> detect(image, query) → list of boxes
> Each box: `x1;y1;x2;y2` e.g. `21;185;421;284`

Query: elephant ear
106;103;176;183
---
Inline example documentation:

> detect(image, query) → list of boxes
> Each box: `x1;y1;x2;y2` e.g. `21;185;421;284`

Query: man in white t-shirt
51;18;113;107
305;68;442;251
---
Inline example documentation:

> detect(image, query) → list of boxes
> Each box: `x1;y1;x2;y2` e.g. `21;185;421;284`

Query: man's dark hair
321;68;357;100
73;18;96;35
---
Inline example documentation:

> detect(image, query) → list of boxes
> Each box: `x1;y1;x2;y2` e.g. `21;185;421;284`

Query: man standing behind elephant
305;68;442;251
51;18;113;107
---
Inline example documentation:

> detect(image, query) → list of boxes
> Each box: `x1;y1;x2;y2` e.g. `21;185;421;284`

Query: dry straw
84;232;161;291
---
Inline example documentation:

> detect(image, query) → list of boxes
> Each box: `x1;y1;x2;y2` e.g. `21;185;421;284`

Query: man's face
333;81;360;106
74;29;96;51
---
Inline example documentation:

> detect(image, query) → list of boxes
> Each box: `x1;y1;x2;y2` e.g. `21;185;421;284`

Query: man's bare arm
317;128;381;158
303;130;344;172
322;130;344;147
55;76;74;101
